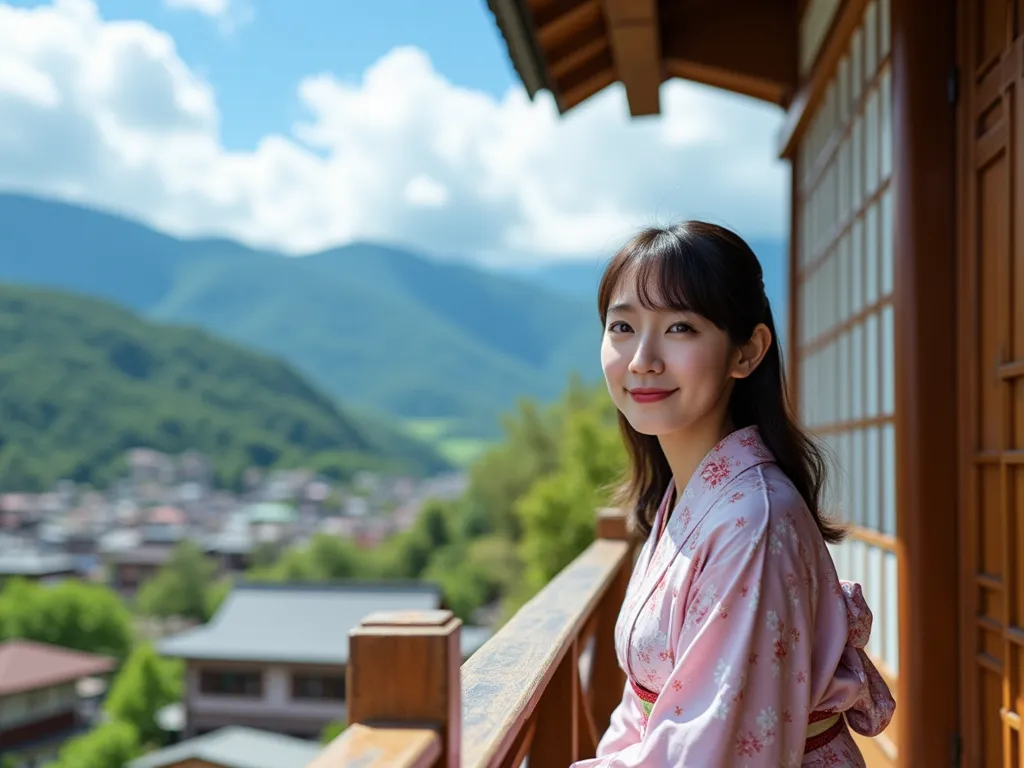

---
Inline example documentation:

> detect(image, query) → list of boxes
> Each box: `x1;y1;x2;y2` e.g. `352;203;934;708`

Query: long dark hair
598;221;844;544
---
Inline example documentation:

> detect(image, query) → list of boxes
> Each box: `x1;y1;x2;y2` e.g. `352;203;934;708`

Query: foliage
512;389;625;604
422;535;521;621
320;719;347;744
0;578;134;660
0;282;449;491
399;379;622;620
135;542;227;623
104;643;183;748
205;576;234;619
250;377;625;625
46;720;142;768
248;533;369;582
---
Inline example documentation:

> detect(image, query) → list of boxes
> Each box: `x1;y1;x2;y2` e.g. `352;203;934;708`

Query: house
203;527;255;574
242;502;299;545
157;582;491;739
0;640;116;768
103;518;207;595
480;0;978;765
127;726;321;768
0;549;78;586
106;545;178;596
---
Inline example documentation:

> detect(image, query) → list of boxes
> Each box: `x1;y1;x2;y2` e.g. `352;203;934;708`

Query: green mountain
0;283;450;491
0;195;601;437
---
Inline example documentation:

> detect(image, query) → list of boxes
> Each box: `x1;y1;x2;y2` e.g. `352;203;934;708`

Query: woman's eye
608;321;631;333
669;322;695;333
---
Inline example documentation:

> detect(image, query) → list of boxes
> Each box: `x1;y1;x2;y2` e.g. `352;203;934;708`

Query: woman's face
600;271;737;438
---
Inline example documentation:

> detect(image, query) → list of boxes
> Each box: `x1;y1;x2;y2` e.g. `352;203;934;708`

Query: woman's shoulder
701;464;819;548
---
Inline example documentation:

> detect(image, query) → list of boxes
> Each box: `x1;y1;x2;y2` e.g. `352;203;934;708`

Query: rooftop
158;582;491;665
244;502;297;525
0;640;116;696
127;726;321;768
107;544;179;566
0;549;77;576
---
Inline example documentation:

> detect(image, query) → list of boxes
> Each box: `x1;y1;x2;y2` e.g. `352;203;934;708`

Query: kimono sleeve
594;679;644;757
577;503;815;768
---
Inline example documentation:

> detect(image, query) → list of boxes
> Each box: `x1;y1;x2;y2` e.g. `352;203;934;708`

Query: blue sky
0;0;789;265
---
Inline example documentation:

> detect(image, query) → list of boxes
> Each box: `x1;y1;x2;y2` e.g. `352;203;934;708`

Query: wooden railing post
347;609;462;768
596;507;629;542
589;508;631;738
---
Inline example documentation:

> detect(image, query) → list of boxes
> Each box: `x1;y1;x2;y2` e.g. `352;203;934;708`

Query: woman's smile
627;387;679;404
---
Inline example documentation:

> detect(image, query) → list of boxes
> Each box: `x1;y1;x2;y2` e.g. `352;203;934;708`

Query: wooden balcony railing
307;508;634;768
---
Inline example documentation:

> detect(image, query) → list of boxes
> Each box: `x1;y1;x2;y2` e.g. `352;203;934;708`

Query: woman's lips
627;388;678;404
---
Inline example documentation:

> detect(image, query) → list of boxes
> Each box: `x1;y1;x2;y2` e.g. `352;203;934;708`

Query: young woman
574;222;894;767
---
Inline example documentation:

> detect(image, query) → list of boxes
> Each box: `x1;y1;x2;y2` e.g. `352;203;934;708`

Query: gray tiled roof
0;550;76;575
127;726;321;768
158;582;445;665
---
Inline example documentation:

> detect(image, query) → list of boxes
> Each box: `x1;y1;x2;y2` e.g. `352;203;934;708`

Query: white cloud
404;174;449;208
164;0;252;34
0;0;789;266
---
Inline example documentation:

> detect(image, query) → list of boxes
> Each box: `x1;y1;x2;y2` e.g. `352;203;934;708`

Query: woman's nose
628;337;664;375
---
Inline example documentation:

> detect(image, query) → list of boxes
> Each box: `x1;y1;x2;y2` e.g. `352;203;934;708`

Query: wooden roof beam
534;0;604;51
660;0;798;107
601;0;662;116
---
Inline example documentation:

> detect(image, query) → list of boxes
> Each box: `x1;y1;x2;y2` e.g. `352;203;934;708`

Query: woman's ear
730;323;772;380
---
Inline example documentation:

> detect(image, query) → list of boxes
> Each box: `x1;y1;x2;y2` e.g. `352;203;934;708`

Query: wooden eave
488;0;800;116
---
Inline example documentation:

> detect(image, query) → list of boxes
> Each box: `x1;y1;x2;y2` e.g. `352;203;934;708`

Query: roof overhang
488;0;799;115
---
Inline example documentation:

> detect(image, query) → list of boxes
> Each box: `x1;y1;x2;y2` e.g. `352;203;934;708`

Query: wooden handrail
309;508;634;768
460;535;630;766
306;724;441;768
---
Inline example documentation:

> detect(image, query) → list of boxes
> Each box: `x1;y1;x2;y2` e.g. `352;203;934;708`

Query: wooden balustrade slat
305;723;441;768
587;549;631;730
461;538;631;768
499;719;536;768
530;637;580;766
577;662;599;760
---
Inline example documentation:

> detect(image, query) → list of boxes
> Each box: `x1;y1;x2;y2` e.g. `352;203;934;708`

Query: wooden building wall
791;0;899;764
957;0;1024;764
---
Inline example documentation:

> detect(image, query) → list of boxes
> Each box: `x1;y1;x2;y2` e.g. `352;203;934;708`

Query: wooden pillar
347;609;462;768
889;0;958;765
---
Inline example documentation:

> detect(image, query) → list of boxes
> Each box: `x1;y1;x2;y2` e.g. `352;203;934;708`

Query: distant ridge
0;193;602;437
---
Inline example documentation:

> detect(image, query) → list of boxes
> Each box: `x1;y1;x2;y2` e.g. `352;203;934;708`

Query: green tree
205;576;233;619
47;720;141;768
511;386;625;609
320;718;347;744
135;541;221;622
104;643;183;748
0;579;134;660
374;498;459;581
460;399;563;541
250;533;367;582
423;535;521;622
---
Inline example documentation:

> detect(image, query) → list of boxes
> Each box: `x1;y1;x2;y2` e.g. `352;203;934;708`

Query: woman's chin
622;413;680;437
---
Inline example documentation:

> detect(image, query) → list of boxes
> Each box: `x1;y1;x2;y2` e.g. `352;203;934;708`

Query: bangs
598;227;729;327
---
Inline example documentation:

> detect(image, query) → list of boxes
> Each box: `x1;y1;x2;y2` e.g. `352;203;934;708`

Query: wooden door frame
954;0;974;760
891;0;960;764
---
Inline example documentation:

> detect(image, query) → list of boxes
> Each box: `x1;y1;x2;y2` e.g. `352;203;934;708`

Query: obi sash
629;677;844;754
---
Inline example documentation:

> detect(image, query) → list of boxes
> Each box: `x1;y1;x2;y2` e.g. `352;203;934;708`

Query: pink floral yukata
573;426;894;768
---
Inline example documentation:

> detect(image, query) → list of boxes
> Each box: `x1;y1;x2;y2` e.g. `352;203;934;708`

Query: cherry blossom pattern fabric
572;426;895;768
